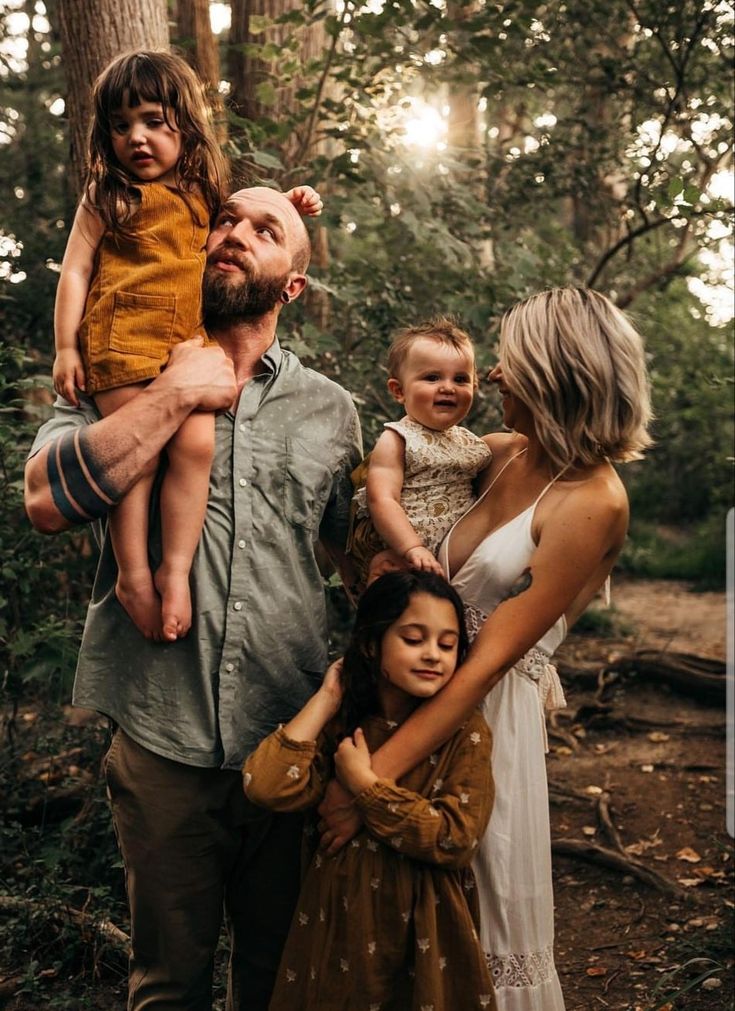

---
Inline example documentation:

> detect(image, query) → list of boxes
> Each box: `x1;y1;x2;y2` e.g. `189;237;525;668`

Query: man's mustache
208;246;250;271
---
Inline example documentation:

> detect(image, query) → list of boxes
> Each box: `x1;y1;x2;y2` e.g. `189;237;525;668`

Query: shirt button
233;601;243;611
238;539;246;549
239;423;246;432
239;477;247;487
225;662;234;673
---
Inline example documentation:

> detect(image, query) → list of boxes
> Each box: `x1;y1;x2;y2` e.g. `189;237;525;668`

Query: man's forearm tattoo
47;430;119;523
500;567;533;603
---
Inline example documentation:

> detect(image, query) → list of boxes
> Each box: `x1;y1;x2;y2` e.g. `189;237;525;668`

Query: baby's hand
285;185;323;217
53;348;87;407
404;545;444;577
335;728;378;795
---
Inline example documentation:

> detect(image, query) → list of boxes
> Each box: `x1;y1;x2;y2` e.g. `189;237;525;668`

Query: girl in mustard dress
52;50;227;643
243;571;496;1011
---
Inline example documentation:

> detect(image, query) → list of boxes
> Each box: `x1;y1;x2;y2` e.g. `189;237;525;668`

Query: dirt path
550;579;732;1010
610;578;727;660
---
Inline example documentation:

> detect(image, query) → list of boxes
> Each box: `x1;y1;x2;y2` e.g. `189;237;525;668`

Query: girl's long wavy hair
85;49;228;237
339;571;469;737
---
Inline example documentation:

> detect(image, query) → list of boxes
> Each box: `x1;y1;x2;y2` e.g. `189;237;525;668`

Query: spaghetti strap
476;448;528;507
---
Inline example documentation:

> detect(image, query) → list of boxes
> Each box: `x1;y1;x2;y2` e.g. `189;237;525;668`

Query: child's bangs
101;58;177;119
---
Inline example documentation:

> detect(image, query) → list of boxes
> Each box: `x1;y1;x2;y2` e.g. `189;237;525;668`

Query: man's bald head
227;186;311;274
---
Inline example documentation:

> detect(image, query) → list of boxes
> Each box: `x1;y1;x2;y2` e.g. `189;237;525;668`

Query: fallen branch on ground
552;839;689;898
596;792;625;853
0;895;130;953
557;649;725;703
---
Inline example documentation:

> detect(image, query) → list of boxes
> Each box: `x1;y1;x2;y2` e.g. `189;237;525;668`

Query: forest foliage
0;0;733;704
0;3;732;1001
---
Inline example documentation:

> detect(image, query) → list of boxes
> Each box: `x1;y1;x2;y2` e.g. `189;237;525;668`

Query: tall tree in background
229;0;333;177
174;0;226;142
56;0;168;192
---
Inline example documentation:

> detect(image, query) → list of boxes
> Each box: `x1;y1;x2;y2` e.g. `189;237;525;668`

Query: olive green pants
104;729;303;1011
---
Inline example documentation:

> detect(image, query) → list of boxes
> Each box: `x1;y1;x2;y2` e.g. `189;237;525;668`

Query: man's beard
202;262;290;327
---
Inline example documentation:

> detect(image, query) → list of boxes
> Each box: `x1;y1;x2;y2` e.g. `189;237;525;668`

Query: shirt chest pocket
284;436;335;531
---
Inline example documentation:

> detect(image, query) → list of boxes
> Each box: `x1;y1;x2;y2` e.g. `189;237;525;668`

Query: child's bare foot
154;564;192;642
115;569;163;640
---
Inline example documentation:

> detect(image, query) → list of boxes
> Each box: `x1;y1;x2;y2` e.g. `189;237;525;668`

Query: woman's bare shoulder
482;431;526;458
547;464;629;543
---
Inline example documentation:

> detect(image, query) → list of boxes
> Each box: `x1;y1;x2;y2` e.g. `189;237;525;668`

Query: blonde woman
320;286;652;1011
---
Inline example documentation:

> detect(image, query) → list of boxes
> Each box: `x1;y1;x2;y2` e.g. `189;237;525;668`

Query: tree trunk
174;0;226;143
57;0;168;195
446;1;493;267
229;0;334;323
229;0;330;171
446;3;480;153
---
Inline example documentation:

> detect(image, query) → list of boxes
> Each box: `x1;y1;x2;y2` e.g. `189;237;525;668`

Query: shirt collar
261;336;282;373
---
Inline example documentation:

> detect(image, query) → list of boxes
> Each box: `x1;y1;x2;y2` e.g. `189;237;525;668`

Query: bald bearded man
25;187;362;1011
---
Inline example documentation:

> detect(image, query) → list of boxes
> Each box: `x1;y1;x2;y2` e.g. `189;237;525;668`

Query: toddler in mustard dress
53;50;227;642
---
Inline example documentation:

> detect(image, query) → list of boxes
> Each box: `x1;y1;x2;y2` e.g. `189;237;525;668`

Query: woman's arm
53;202;106;406
370;485;627;782
367;429;442;575
353;713;493;868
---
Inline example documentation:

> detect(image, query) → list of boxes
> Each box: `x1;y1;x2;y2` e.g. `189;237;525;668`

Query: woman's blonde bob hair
499;286;653;470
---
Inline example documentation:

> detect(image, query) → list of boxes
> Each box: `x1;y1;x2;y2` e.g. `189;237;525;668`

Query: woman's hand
335;728;378;794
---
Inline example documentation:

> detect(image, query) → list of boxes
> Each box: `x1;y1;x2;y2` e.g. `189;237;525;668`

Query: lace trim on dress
464;601;488;642
486;944;558;989
515;648;567;714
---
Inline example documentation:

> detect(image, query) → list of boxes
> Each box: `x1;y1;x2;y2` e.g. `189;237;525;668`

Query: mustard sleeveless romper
79;183;210;394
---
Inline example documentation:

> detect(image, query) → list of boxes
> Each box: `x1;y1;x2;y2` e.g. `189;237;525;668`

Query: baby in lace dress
350;316;492;582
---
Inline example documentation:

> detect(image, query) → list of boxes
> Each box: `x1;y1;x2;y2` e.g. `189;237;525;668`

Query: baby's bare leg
95;384;162;640
155;411;215;642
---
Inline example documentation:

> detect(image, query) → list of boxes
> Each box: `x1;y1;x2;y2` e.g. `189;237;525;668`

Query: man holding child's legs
24;187;362;1011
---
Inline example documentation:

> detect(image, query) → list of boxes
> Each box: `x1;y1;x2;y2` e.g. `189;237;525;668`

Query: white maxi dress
438;455;567;1011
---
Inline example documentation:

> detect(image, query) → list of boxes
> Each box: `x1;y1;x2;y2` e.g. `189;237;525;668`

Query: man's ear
387;377;404;404
283;273;307;303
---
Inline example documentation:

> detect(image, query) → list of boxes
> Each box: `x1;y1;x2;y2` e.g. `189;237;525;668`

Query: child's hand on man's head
335;728;378;795
285;185;323;217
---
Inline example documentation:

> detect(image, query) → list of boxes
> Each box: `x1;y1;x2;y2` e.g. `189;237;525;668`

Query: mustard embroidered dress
79;183;209;394
243;712;496;1011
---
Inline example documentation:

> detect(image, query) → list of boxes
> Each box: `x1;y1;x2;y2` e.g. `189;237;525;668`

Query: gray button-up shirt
30;340;362;768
